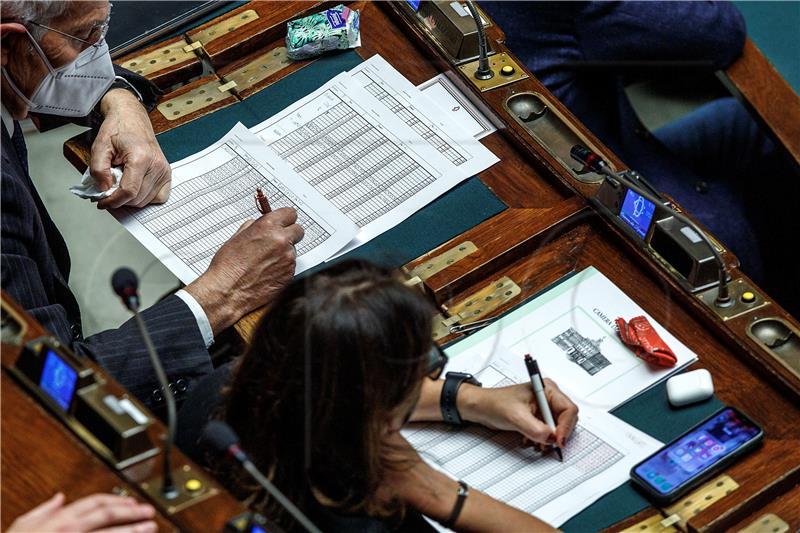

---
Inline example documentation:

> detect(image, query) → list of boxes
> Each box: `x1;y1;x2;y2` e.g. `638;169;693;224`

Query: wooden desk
0;294;246;531
57;1;800;530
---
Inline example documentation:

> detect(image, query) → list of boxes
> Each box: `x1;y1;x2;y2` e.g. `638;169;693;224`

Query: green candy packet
286;4;361;60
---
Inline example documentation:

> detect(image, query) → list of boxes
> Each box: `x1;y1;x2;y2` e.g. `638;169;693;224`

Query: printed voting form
405;396;660;528
348;55;495;179
250;65;498;255
404;266;698;527
114;124;357;284
443;266;698;410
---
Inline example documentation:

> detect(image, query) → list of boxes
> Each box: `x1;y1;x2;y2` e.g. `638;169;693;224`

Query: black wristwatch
440;371;482;426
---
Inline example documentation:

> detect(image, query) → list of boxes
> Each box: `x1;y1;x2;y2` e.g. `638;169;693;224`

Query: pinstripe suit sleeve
2;154;212;412
75;295;214;406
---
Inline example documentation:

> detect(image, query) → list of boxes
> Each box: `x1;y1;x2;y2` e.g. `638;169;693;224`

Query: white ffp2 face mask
2;29;115;118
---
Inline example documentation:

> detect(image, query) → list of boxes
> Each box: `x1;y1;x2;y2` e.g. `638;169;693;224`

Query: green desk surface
158;50;723;531
157;50;507;271
562;386;723;532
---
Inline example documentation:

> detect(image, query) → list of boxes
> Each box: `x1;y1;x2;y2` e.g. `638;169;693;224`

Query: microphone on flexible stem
569;145;732;307
201;421;322;533
465;1;493;80
111;268;179;499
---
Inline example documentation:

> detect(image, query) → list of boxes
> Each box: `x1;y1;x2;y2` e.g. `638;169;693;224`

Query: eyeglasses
26;18;110;50
427;344;449;380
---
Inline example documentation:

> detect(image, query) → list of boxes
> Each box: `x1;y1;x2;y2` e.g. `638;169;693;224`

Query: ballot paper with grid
348;55;496;176
402;365;661;529
114;123;357;284
251;70;498;256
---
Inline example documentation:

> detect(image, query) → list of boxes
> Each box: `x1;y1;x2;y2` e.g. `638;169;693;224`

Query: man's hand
459;380;579;448
184;208;304;334
8;492;156;533
90;88;171;209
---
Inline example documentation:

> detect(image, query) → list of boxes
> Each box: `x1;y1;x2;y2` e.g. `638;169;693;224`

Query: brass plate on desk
446;276;521;321
140;463;219;515
619;513;679;533
190;9;259;45
119;41;196;78
663;474;739;529
406;241;478;281
459;53;527;92
433;277;521;340
157;80;234;121
698;278;769;320
225;47;293;95
739;513;790;533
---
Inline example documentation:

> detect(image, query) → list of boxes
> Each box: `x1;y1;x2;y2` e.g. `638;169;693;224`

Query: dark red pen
255;187;271;215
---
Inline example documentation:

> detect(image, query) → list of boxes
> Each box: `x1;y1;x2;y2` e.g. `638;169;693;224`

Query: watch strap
440;372;481;425
442;480;469;529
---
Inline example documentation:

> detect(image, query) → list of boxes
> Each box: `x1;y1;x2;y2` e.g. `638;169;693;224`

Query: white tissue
70;166;122;200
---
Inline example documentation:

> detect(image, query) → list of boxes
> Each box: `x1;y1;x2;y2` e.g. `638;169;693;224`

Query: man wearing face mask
1;1;305;411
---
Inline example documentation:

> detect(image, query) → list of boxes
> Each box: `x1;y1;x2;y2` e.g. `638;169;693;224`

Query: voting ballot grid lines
105;55;498;285
41;1;800;532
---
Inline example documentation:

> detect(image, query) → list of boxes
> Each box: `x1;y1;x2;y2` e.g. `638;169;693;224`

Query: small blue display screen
406;0;421;10
39;350;78;411
634;408;760;495
619;189;656;239
250;526;267;533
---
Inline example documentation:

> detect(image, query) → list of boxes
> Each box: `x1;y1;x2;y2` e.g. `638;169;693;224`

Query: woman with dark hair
178;260;578;532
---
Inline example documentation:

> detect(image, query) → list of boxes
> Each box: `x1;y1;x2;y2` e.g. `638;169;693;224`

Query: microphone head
111;267;139;299
201;420;241;455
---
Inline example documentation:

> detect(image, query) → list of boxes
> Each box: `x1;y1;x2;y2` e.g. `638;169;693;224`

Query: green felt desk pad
157;50;723;530
156;50;506;269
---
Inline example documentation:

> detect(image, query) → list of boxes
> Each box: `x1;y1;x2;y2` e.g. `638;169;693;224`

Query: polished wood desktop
0;292;246;531
44;1;800;530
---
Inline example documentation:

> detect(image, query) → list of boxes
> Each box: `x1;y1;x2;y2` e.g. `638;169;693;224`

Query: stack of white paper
114;55;499;283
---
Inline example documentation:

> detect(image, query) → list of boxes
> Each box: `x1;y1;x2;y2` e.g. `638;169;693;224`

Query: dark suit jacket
1;80;212;411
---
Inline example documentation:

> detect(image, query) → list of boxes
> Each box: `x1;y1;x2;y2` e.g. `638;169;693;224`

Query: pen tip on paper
555;446;563;462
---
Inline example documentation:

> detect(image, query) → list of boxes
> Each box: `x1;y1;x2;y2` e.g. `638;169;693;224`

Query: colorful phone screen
39;350;78;411
618;188;656;239
634;408;760;495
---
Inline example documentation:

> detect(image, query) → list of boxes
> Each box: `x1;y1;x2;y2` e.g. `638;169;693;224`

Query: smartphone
630;406;763;504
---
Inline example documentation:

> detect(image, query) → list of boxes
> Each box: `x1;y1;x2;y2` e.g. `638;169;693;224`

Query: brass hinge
623;475;740;533
189;9;259;47
739;513;789;533
405;241;478;281
119;41;197;78
156;79;235;121
222;47;293;95
432;276;521;340
155;47;294;120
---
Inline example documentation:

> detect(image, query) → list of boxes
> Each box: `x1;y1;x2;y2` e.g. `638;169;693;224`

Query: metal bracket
182;41;203;53
155;47;293;120
739;513;790;533
139;463;219;515
432;277;521;340
698;278;769;320
619;513;679;533
223;47;293;94
458;52;528;92
405;241;478;281
663;474;739;529
189;9;259;46
157;79;235;121
119;41;197;78
622;475;739;532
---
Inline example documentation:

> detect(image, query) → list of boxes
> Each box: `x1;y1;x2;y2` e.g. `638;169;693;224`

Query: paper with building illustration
442;266;697;411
